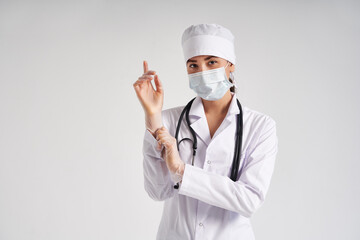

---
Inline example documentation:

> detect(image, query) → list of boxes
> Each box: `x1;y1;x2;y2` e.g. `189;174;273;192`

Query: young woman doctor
133;24;278;240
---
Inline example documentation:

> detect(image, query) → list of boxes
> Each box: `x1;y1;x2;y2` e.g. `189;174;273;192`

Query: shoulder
242;105;276;133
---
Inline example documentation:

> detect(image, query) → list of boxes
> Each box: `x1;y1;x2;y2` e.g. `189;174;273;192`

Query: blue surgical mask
188;62;233;101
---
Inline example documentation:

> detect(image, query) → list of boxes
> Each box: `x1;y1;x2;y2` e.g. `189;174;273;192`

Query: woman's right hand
133;61;164;135
133;60;164;116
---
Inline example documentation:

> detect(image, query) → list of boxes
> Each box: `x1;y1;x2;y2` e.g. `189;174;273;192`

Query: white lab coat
142;92;278;240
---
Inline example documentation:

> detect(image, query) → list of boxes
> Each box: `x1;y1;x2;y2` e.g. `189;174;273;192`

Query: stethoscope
173;96;244;189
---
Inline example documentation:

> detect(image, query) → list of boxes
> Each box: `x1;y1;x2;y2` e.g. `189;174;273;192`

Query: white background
0;0;359;239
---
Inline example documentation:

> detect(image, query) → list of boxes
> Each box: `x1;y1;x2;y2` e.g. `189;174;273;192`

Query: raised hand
133;60;164;116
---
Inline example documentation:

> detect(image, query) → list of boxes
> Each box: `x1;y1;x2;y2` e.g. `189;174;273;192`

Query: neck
202;91;233;115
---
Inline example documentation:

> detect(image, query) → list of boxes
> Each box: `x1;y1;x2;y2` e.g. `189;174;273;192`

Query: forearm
142;129;175;201
178;165;263;217
169;161;185;184
143;156;174;201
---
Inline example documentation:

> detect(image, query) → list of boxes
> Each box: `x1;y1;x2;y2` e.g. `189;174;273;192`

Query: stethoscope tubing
174;97;243;189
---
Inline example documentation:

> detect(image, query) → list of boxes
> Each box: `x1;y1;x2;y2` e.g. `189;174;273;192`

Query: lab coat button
199;222;203;227
207;160;211;164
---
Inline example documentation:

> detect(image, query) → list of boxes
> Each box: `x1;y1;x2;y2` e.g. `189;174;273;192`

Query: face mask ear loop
225;61;237;90
230;71;238;90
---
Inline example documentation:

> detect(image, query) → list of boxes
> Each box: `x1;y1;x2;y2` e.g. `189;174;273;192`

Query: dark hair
229;78;235;93
229;77;235;93
228;62;235;93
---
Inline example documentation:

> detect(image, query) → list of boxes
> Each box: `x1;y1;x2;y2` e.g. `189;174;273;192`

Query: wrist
177;162;185;176
173;162;185;177
170;162;185;183
145;112;163;136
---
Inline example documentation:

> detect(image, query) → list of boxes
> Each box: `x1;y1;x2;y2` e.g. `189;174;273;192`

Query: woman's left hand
155;127;185;177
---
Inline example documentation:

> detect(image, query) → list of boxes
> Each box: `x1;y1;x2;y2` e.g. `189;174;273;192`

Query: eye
208;60;217;65
189;64;198;68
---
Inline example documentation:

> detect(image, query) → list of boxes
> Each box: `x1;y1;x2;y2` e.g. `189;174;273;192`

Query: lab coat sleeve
178;117;278;218
142;115;175;201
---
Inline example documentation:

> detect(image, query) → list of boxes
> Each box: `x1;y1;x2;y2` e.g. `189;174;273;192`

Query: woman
133;23;278;240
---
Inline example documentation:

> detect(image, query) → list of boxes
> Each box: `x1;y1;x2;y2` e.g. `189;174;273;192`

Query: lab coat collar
188;92;240;146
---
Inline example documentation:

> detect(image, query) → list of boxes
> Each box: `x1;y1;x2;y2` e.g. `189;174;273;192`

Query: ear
229;63;235;72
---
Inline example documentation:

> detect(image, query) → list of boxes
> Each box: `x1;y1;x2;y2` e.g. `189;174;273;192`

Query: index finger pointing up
143;60;148;74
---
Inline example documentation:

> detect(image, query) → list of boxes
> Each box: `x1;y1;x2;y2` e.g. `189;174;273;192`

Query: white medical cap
181;23;236;64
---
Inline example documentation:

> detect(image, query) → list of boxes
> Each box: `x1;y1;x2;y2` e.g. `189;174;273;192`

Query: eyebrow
187;56;218;63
